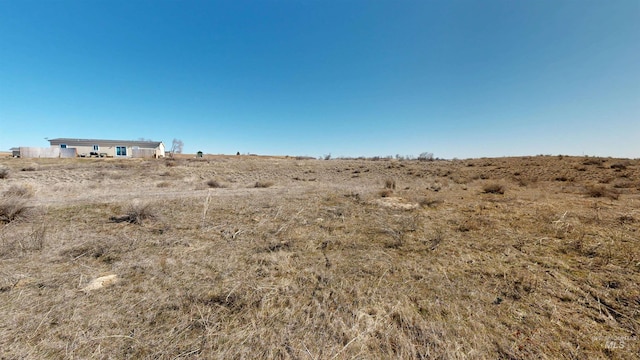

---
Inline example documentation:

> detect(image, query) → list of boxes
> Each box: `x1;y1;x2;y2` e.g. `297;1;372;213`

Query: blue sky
1;0;638;159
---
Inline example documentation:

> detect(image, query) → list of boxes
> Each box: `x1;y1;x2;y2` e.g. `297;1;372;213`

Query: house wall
51;143;165;158
69;145;125;157
156;143;165;158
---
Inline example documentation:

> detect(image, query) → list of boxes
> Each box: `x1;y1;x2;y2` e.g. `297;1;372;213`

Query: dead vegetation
0;166;9;179
0;155;639;358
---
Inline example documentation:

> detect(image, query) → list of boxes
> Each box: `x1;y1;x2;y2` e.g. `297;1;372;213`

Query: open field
0;155;639;359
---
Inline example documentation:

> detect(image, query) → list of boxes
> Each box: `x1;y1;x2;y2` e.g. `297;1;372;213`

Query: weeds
384;179;396;190
482;183;505;194
254;181;274;188
156;181;171;188
378;189;393;198
585;185;619;200
0;197;30;223
110;202;157;224
207;179;225;188
3;184;34;198
0;166;8;179
418;197;443;208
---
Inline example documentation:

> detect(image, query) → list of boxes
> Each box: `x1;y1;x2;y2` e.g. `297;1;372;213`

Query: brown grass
254;180;274;188
3;184;34;198
0;155;639;358
206;179;224;188
482;182;505;194
0;196;30;223
585;184;620;200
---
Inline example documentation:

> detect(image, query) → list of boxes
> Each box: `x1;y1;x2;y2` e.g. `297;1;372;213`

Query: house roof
48;138;163;148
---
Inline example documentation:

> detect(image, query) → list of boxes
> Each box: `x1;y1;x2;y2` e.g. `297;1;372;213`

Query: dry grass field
0;155;638;359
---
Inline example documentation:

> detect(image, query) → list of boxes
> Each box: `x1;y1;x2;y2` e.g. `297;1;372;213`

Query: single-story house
47;138;165;158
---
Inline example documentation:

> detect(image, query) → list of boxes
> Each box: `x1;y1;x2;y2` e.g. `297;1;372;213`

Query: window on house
60;144;67;149
116;146;127;156
93;145;99;151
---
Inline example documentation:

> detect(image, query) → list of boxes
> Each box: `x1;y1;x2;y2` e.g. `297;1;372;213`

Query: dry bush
585;184;619;200
254;181;274;188
482;183;505;194
156;181;171;188
125;202;157;224
0;197;30;223
418;197;443;208
583;158;604;165
384;178;396;189
610;162;627;170
378;189;393;197
0;166;8;179
3;184;34;198
612;180;635;189
110;202;157;224
207;179;225;188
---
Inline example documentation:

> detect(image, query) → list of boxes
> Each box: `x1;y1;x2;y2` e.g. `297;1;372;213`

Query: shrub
583;158;603;166
156;181;171;188
3;184;34;198
207;179;225;188
0;197;30;223
483;183;505;194
585;185;619;200
0;166;9;179
110;202;157;224
418;197;443;208
610;162;627;170
385;179;396;190
254;181;273;188
379;189;393;198
126;202;157;224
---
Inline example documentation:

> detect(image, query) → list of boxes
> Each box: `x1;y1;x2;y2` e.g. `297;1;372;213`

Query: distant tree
170;139;184;157
418;152;434;161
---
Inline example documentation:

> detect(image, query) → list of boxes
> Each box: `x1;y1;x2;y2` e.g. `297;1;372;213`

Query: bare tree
418;152;434;161
170;139;184;157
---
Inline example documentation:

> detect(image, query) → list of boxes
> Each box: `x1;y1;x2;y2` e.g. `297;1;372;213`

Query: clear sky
1;0;638;159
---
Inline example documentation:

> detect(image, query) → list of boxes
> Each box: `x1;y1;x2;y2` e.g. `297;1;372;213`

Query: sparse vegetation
585;184;620;200
110;201;157;224
254;180;274;188
206;179;224;188
378;188;393;197
482;182;505;194
0;197;30;223
0;166;9;179
3;184;34;198
0;155;639;358
384;178;396;189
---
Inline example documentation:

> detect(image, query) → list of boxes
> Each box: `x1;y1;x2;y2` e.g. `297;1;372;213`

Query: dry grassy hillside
0;155;638;359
